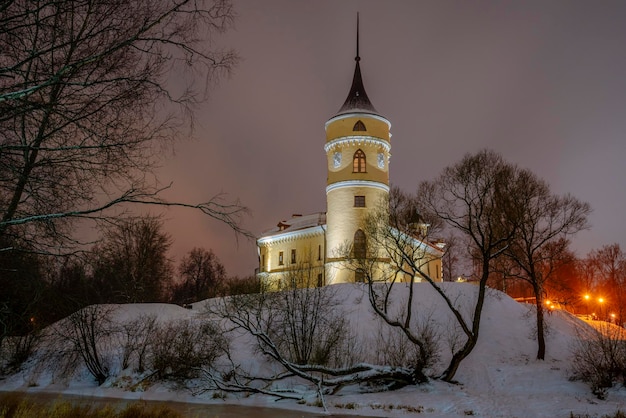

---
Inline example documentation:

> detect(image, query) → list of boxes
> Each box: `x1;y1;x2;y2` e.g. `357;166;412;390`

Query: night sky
157;0;626;277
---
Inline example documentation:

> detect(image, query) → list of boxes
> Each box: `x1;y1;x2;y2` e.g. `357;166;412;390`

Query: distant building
257;23;443;287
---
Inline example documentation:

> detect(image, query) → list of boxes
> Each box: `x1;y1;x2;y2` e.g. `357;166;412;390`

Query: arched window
353;120;366;131
353;149;366;173
354;229;366;259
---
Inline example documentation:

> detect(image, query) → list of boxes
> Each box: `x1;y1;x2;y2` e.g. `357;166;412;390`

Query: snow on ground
2;283;626;417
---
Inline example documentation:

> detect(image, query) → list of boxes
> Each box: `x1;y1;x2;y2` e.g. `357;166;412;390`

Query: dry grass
0;393;183;418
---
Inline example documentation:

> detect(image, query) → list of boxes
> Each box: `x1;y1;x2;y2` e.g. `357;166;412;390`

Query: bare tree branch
0;0;246;256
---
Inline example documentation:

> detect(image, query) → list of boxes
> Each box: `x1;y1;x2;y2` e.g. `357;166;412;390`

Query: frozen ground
2;283;626;417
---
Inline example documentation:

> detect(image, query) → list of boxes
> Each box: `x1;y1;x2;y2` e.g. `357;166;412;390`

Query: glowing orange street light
598;297;605;304
584;294;590;301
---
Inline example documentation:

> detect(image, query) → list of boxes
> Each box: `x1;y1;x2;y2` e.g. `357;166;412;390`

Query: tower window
318;244;322;261
291;249;296;264
354;229;366;259
353;149;366;173
353;120;366;131
279;251;284;266
354;195;365;207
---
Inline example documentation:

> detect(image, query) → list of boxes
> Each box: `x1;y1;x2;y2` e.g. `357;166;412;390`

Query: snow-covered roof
259;212;326;238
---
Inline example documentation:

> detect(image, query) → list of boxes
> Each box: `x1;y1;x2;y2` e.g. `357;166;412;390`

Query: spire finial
335;11;378;116
356;13;360;62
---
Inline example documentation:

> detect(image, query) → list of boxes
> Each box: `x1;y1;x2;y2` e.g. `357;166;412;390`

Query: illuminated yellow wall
258;231;326;288
324;112;391;284
325;115;390;142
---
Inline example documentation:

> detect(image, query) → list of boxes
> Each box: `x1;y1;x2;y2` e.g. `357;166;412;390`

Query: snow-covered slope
2;283;626;417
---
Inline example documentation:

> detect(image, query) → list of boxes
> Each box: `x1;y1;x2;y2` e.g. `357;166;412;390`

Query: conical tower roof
337;59;377;114
335;14;379;116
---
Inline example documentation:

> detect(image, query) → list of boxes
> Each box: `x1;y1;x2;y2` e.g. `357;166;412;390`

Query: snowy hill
2;283;626;417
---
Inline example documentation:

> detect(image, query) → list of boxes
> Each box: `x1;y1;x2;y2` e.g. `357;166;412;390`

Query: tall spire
356;12;360;62
336;13;378;115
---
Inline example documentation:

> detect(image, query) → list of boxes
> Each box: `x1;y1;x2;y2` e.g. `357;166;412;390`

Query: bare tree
269;263;348;367
418;149;520;381
204;267;416;409
119;314;157;372
504;169;590;359
542;245;583;311
344;190;445;384
170;247;226;304
0;240;46;370
441;232;466;282
588;244;626;324
91;216;173;303
578;256;600;298
51;305;117;385
0;0;247;257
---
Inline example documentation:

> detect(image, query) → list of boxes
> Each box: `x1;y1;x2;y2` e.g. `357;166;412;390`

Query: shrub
40;305;117;385
149;319;228;382
570;323;626;398
371;308;440;384
119;314;157;372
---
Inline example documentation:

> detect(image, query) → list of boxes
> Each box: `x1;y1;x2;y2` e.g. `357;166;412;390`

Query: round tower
324;21;391;284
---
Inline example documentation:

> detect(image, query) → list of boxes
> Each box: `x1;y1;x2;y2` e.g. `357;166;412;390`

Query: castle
257;23;443;287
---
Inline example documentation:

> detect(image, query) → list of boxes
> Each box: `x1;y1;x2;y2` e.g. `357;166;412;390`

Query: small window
317;273;324;287
262;254;265;272
279;251;284;266
317;244;322;261
291;249;296;264
353;149;366;173
353;120;366;131
354;195;365;207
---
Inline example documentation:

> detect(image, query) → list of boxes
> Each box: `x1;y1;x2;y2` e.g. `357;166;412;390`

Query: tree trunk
534;284;546;360
441;277;488;382
442;336;477;383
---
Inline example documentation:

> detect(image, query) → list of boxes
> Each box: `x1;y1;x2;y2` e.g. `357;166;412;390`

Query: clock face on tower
333;152;342;168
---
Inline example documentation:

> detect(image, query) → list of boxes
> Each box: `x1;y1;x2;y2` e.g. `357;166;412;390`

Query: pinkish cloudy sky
156;0;626;277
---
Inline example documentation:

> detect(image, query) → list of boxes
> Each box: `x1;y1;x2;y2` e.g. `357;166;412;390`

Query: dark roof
336;58;378;115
